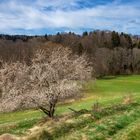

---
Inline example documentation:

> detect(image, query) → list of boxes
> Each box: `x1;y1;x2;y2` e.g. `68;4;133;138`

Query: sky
0;0;140;35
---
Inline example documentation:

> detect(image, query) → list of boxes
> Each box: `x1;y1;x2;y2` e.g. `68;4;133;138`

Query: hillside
0;75;140;140
0;32;140;140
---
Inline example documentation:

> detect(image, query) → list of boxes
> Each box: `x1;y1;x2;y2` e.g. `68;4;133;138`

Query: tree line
0;30;140;77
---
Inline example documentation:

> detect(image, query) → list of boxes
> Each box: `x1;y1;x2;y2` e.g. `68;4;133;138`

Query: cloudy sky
0;0;140;35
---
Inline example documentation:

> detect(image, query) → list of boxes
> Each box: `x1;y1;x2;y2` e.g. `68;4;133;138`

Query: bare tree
0;47;92;117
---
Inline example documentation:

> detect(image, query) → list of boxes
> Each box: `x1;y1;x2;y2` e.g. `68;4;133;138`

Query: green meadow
0;75;140;140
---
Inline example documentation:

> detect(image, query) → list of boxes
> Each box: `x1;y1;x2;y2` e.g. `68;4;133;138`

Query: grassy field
0;75;140;139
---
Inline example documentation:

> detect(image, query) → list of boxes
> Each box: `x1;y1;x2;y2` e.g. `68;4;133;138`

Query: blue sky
0;0;140;35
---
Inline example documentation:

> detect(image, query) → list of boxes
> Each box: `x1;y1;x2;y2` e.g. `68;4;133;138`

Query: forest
0;30;140;77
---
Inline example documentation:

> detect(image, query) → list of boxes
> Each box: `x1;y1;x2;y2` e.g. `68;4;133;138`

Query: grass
85;75;140;95
113;118;140;140
0;75;140;139
28;102;140;140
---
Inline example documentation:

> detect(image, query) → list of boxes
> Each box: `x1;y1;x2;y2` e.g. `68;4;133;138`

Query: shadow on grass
99;74;134;80
99;76;116;80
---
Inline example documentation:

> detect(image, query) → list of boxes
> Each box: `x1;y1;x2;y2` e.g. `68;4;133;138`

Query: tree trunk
39;101;56;118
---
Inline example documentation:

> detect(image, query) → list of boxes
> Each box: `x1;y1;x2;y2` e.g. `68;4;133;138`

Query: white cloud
0;0;139;34
35;0;81;10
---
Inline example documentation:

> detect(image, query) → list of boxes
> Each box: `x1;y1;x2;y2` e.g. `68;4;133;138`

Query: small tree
137;41;140;49
111;31;120;47
82;31;88;37
0;47;92;117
